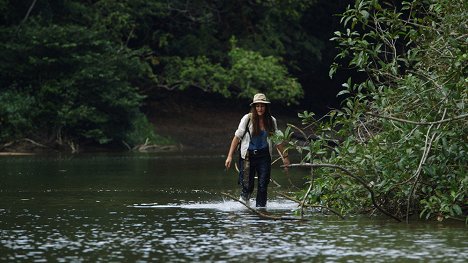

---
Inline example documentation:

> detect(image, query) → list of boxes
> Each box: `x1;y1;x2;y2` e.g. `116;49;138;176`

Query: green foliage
160;38;303;104
287;0;467;221
0;0;342;149
161;56;232;97
0;90;36;141
123;112;174;147
0;20;150;147
87;0;312;104
228;43;303;104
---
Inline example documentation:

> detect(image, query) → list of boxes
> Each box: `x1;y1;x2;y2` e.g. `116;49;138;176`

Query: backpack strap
237;115;251;160
240;116;251;141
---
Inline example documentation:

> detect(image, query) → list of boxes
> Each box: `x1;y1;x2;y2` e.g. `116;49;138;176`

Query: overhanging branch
366;112;468;126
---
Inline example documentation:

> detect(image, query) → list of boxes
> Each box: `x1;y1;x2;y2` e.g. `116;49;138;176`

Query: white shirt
234;113;280;159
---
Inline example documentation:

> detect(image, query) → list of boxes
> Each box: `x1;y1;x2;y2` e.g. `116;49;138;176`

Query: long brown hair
250;104;274;137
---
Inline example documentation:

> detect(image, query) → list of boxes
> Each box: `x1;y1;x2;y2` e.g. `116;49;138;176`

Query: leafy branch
286;163;401;222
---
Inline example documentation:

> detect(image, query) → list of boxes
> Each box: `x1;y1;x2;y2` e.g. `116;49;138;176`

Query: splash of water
130;199;298;212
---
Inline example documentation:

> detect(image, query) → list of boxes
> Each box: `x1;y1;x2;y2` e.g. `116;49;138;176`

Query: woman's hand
225;136;240;170
225;156;233;169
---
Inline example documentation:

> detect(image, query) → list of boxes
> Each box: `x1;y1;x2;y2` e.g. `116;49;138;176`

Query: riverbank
0;91;302;154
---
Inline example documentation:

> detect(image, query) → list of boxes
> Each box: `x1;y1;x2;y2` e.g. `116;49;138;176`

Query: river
0;153;466;262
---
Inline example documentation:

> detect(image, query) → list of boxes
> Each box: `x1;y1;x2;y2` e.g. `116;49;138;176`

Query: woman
225;93;290;207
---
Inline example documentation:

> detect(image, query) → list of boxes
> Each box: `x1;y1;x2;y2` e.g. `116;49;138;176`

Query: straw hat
250;93;271;106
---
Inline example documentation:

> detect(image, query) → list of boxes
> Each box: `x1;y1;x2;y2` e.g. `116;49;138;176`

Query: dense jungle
0;0;466;222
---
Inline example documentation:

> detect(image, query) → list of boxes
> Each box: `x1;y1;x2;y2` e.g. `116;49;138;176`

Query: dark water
0;153;466;262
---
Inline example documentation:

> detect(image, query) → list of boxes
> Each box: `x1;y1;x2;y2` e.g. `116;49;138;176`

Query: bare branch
366;112;468;125
21;0;38;25
221;192;308;221
278;192;345;219
406;109;446;222
287;124;309;142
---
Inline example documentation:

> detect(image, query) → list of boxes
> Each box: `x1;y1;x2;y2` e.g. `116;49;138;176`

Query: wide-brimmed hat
250;93;271;106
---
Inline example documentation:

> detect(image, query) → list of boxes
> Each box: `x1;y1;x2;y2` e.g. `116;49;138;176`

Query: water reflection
0;153;467;262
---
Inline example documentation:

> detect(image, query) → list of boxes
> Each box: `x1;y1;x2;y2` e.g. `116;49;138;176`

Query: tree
94;0;310;103
284;0;467;222
160;37;303;104
0;0;349;151
0;0;154;150
1;0;322;150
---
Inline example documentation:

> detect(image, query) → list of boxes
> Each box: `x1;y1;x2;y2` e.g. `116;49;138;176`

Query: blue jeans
238;152;271;207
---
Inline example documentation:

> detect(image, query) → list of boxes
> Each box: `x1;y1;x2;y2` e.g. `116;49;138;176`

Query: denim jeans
238;153;271;207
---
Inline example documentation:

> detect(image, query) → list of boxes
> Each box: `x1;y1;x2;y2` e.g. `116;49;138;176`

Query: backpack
236;115;251;160
237;116;251;184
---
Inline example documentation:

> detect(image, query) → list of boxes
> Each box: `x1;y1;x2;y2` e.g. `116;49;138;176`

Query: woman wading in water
225;93;290;207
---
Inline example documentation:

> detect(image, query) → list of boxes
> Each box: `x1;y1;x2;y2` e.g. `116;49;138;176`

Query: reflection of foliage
284;0;467;222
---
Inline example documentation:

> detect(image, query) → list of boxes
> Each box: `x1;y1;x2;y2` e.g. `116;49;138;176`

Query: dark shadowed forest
0;0;352;152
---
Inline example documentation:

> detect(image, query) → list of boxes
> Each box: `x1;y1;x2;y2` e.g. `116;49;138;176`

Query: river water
0;153;466;262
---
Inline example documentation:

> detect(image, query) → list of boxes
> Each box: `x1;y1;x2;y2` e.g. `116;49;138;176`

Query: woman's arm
226;114;250;169
225;136;240;169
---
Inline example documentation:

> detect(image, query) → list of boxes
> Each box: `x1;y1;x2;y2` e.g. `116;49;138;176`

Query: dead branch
68;140;79;154
301;165;314;218
0;141;15;150
285;163;402;222
287;123;310;142
122;140;132;151
22;138;48;148
278;192;345;219
406;109;446;222
406;124;436;222
0;152;35;156
21;0;38;25
1;138;48;151
221;192;308;221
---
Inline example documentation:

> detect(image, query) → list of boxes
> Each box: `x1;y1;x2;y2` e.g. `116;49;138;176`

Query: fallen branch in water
277;192;345;219
221;192;308;221
285;163;402;222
